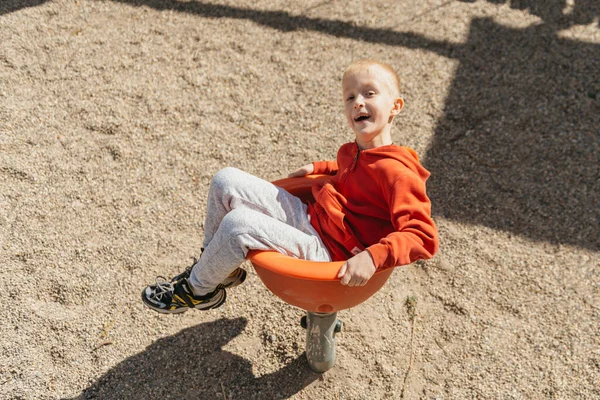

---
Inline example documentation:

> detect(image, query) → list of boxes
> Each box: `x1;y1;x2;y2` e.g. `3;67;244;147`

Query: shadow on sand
426;17;598;250
72;317;319;399
0;0;49;15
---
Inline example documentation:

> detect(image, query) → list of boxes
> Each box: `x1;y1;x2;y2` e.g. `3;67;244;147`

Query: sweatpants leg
188;167;331;295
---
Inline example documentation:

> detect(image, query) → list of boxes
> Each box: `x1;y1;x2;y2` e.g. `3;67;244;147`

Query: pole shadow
0;0;49;15
71;318;319;399
110;0;455;57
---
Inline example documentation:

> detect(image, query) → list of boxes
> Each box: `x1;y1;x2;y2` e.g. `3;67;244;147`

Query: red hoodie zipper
340;144;361;187
350;148;361;171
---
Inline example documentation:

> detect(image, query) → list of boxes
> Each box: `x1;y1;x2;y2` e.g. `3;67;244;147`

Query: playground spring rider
247;175;395;372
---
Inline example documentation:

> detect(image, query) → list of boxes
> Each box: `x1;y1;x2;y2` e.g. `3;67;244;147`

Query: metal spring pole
301;312;343;372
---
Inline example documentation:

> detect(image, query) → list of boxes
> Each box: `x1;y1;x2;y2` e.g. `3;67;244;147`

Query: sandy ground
1;0;599;398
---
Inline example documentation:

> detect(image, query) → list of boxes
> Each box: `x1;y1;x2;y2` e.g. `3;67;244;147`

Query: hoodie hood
352;142;431;182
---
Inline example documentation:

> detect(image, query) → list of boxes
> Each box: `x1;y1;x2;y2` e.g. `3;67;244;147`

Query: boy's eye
346;96;355;101
366;91;376;96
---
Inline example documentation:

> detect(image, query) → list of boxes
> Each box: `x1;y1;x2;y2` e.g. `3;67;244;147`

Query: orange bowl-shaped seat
247;175;394;313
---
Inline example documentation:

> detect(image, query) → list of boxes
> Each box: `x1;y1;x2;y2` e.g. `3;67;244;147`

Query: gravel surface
1;0;598;399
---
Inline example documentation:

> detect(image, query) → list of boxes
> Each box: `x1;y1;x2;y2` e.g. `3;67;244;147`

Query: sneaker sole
141;288;227;314
220;268;247;289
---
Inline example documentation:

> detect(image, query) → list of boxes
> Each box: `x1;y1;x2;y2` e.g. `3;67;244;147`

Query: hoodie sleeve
312;160;339;175
366;172;439;269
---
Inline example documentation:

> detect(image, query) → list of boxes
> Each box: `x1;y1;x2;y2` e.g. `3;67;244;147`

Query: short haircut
342;60;401;97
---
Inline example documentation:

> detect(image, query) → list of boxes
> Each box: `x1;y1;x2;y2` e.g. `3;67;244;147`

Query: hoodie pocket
314;183;364;255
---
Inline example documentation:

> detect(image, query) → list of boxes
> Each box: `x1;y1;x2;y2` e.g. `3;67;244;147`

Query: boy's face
342;66;403;148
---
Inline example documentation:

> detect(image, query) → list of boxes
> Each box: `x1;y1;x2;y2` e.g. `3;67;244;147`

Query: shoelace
151;276;174;301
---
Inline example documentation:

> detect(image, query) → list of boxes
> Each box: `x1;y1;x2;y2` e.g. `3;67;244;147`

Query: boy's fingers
339;264;353;285
288;165;314;178
337;263;347;278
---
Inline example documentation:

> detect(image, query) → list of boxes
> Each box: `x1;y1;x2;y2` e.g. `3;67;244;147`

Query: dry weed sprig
92;320;116;351
400;296;417;399
221;382;228;399
92;340;113;351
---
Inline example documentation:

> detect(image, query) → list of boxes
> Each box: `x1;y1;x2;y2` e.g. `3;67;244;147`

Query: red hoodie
307;142;438;269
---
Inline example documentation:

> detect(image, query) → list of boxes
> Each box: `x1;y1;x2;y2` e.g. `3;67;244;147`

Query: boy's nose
353;95;365;108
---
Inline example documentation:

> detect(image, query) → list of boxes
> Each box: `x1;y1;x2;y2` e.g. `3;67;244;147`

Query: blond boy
142;60;438;313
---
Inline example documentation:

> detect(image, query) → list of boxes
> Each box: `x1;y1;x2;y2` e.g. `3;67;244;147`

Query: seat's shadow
72;317;319;400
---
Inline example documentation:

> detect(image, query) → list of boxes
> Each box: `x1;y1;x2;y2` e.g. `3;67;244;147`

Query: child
142;60;439;313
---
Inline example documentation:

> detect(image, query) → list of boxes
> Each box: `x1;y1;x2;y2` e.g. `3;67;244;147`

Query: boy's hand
337;251;376;286
288;163;314;178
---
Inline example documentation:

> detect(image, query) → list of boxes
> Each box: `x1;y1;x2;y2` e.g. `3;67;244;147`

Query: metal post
302;312;342;372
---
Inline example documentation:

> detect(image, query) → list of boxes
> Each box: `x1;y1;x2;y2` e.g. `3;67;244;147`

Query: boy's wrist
365;246;384;269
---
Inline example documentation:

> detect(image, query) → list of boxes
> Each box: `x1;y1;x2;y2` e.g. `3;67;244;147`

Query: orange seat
247;175;394;313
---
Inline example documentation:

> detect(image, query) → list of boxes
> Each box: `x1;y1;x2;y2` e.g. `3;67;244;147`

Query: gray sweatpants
188;167;332;295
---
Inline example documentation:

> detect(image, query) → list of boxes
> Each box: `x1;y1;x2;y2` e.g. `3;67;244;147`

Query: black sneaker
218;267;247;289
171;258;247;289
141;277;226;314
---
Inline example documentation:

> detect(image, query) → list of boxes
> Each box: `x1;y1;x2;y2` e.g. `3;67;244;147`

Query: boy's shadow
73;317;319;399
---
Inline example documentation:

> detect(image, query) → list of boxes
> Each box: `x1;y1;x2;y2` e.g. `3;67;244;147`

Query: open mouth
354;115;370;122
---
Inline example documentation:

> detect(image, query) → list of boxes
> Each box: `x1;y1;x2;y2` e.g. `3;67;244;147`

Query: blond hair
342;60;401;97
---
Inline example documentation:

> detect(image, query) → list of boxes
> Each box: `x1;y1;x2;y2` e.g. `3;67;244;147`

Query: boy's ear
391;98;404;116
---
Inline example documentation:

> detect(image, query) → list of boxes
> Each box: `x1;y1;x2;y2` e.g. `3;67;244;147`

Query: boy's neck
355;133;393;150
